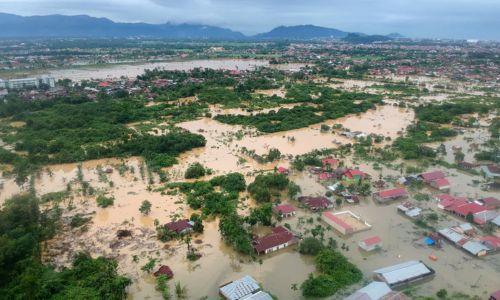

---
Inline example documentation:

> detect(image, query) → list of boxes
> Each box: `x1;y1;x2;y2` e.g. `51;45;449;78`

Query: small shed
359;236;382;252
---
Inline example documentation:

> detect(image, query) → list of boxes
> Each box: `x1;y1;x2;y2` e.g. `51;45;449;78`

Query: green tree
139;200;152;215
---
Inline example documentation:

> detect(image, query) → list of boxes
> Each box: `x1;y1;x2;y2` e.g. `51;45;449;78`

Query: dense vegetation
0;194;131;299
301;249;362;297
0;96;206;183
215;85;382;133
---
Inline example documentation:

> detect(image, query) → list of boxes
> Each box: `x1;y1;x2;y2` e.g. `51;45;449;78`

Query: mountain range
0;13;401;42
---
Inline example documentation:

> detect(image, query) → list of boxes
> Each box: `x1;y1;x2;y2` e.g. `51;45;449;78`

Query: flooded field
47;59;270;81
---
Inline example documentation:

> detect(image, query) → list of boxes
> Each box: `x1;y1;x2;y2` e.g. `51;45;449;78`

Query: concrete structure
373;260;435;288
322;210;371;235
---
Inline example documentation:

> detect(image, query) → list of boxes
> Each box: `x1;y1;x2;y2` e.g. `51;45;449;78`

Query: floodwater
48;59;270;81
0;81;497;299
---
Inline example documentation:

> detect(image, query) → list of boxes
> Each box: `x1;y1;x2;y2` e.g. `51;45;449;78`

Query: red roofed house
373;188;408;203
359;236;382;252
98;81;111;88
298;196;333;211
430;178;451;191
154;265;174;278
277;166;289;175
344;169;367;181
481;236;500;253
322;157;339;170
253;226;297;255
477;197;500;210
419;170;446;183
165;219;193;234
435;194;467;210
273;204;296;218
322;211;354;235
447;202;488;219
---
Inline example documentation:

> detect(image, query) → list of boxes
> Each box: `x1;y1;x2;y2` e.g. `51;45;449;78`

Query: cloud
0;0;499;39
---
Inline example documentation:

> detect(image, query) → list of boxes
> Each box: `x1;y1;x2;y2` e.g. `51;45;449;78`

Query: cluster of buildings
434;194;500;226
438;223;500;257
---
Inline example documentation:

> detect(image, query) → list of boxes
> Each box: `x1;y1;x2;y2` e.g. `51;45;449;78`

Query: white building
2;76;55;90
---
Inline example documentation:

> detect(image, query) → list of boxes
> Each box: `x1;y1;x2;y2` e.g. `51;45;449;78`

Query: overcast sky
0;0;499;40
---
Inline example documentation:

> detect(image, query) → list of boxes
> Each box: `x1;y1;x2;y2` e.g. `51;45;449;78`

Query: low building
477;197;500;210
446;201;488;219
397;202;422;219
344;169;367;180
482;164;500;179
373;188;408;203
253;226;297;255
419;170;446;183
435;194;468;210
165;219;194;234
322;157;340;170
373;260;435;288
429;178;451;191
345;281;390;300
480;236;500;253
359;236;382;252
273;204;296;218
219;275;261;300
439;226;491;257
298;196;333;211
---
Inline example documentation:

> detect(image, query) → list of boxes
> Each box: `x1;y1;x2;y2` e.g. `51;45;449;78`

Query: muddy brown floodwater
0;95;497;299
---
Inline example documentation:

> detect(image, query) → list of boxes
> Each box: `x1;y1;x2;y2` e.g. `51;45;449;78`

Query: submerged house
373;260;435;288
253;226;297;255
373;188;408;203
359;236;383;252
419;170;451;191
165;219;194;234
298;196;333;211
273;204;296;218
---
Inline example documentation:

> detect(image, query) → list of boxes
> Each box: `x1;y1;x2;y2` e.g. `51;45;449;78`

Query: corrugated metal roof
220;276;260;300
345;281;392;300
438;228;466;244
462;241;488;256
241;291;273;300
373;261;432;285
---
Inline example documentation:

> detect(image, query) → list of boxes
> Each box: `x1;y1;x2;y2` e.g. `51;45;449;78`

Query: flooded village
0;39;499;300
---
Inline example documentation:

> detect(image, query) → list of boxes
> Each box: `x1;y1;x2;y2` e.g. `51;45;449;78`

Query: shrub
299;237;324;255
96;195;114;208
184;163;206;179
